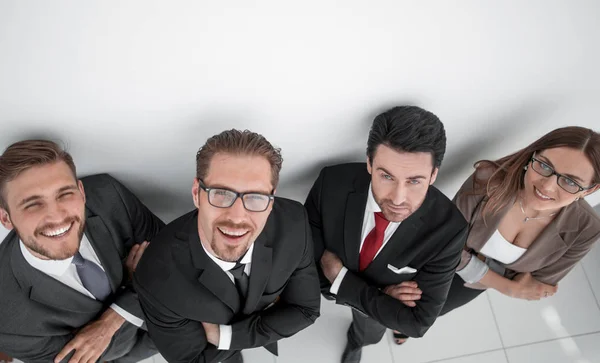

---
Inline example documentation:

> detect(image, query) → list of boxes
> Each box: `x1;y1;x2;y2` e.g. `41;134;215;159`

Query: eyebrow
377;167;427;180
18;184;79;207
205;183;272;195
537;155;585;183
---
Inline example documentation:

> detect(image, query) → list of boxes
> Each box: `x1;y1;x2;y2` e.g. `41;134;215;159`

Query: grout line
386;330;396;363
421;347;506;363
502;330;600;351
580;261;600;314
484;291;510;362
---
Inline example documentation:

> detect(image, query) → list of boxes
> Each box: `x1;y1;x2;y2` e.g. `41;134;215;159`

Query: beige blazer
454;171;600;285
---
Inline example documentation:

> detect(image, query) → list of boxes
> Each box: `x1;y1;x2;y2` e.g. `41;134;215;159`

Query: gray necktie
71;252;112;301
229;262;249;301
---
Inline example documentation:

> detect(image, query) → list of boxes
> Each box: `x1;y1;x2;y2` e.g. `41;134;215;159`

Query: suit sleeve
334;225;468;337
0;332;75;363
532;229;600;285
228;209;321;350
106;175;166;322
304;169;337;298
134;278;229;363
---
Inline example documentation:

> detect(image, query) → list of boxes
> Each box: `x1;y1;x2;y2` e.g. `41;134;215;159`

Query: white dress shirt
200;242;254;351
19;235;143;327
330;184;401;294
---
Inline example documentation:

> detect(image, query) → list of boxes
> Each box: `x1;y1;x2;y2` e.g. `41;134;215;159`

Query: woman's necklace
518;199;557;223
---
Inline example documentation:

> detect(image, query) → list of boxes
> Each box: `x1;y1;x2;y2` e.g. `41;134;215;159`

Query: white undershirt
19;235;143;327
479;229;527;265
330;183;402;294
200;242;254;351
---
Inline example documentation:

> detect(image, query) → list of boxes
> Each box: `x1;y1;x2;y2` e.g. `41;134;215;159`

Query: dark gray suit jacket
305;163;468;338
134;198;321;363
0;174;165;363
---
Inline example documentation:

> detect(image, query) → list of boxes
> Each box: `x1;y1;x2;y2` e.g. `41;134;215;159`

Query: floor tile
431;350;507;363
505;332;600;363
243;347;276;363
488;264;600;347
390;292;503;363
581;242;600;309
277;297;393;363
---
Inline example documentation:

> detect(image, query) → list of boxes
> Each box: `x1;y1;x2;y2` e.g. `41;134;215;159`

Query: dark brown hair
0;140;77;210
472;126;600;218
196;129;283;188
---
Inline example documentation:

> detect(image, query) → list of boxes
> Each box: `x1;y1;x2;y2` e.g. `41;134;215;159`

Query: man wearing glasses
134;129;321;363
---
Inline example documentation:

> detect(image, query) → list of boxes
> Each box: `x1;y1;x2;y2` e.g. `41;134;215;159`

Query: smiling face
192;153;274;262
367;144;438;223
0;162;86;260
523;147;599;211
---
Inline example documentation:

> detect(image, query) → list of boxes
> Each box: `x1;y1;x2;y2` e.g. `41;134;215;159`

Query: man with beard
0;140;164;363
305;106;468;363
134;129;321;363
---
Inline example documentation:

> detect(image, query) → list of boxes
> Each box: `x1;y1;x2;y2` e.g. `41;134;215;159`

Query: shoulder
320;163;368;179
80;173;128;207
569;200;600;242
427;186;468;228
135;211;196;287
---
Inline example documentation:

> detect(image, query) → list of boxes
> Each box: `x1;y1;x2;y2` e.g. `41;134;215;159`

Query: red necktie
359;212;390;271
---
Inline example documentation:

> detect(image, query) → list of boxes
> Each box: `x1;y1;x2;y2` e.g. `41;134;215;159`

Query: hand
383;281;422;307
54;308;124;363
126;241;149;280
0;352;13;363
201;322;220;346
510;272;558;300
320;250;344;283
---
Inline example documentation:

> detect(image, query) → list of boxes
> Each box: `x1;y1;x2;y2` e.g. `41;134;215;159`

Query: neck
519;194;561;219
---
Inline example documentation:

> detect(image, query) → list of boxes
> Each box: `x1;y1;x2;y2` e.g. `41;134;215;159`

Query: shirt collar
366;183;382;213
201;242;254;272
20;239;74;277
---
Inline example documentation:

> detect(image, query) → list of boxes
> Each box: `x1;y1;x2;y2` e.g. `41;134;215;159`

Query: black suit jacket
0;174;165;363
305;163;468;337
134;198;321;363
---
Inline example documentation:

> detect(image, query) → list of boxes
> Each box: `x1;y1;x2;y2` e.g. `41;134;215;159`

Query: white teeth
535;187;552;200
218;227;248;237
42;224;72;237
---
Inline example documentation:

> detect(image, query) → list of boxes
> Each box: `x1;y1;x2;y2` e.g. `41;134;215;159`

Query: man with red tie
305;106;468;363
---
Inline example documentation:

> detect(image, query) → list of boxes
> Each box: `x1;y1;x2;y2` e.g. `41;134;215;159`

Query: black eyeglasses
529;153;596;194
198;179;274;212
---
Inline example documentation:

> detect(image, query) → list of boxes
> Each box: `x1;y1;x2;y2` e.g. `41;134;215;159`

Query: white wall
1;0;599;235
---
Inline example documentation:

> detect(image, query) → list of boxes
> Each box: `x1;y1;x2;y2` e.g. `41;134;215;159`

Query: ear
429;167;439;185
366;157;373;175
192;178;200;208
0;208;13;230
582;184;600;197
77;180;86;204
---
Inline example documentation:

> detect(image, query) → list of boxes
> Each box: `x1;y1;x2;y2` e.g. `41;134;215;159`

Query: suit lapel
10;236;102;314
466;198;511;251
506;204;575;270
187;216;241;314
343;191;368;271
84;211;123;292
243;231;272;314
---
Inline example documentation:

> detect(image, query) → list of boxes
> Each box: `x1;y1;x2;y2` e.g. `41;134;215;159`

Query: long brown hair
472;126;600;218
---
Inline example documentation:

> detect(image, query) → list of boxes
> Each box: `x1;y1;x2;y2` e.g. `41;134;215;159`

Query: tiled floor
3;207;600;363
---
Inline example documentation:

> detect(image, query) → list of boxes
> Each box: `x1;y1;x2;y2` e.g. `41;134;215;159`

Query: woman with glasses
439;126;600;316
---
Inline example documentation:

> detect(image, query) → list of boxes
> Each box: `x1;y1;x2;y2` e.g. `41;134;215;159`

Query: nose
44;201;69;223
539;174;557;193
390;184;407;205
226;197;248;222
